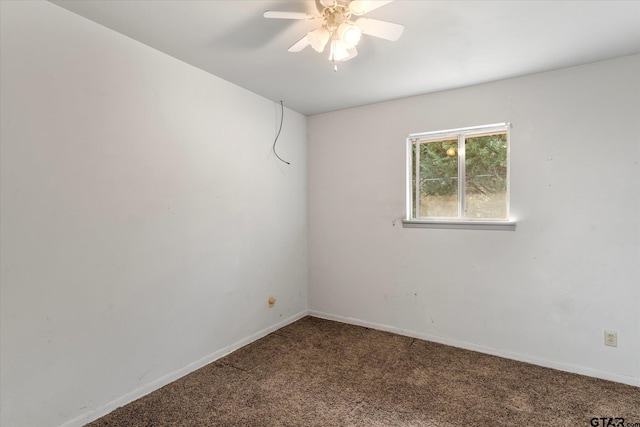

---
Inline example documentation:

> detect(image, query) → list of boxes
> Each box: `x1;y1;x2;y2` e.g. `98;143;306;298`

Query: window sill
402;219;516;231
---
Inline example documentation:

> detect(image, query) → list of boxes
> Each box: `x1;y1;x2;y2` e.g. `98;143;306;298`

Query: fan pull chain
330;35;338;72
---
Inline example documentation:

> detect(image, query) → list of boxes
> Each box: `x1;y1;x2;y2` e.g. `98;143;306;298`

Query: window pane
464;132;507;219
415;138;458;218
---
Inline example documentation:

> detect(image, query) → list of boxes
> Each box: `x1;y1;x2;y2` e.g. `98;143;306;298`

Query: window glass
464;132;507;219
413;138;458;218
407;124;510;222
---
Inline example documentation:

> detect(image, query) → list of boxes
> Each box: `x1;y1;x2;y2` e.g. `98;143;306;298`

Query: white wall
0;2;307;426
309;55;640;386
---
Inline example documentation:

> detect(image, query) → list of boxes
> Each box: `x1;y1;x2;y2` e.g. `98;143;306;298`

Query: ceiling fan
264;0;404;69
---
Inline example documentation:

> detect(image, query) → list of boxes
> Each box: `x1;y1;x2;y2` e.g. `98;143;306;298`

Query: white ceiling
51;0;640;116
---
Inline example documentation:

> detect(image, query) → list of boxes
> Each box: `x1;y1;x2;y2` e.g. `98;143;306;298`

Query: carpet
87;316;640;426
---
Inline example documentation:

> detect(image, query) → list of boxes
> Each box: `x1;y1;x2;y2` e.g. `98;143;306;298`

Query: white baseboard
60;310;309;427
60;308;638;427
308;310;640;388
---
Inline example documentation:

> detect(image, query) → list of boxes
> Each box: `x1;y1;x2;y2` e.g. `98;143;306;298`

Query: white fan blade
349;1;393;16
264;11;315;20
356;17;404;41
288;35;310;52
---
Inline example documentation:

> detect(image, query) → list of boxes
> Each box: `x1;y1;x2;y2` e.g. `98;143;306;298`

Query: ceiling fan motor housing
318;0;350;10
324;6;350;30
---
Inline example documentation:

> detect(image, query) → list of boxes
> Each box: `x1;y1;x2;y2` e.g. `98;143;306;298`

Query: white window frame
403;123;516;231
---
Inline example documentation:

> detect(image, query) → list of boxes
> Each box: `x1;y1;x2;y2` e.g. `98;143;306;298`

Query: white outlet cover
604;331;618;347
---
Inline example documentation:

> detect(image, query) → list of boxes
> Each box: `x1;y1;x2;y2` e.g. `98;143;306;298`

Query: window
405;123;514;230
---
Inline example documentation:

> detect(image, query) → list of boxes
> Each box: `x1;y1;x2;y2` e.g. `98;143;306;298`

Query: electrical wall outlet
604;330;617;347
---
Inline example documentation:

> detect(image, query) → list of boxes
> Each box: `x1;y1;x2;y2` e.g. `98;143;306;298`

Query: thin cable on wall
272;100;290;165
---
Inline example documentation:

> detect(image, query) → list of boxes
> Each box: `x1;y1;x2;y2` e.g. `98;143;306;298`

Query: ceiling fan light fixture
308;26;331;52
337;22;362;47
329;38;351;62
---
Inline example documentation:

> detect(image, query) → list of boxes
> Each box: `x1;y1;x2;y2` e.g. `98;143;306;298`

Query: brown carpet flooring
87;316;640;426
